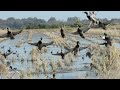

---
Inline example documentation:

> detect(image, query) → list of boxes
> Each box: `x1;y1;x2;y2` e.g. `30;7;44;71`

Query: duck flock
0;11;113;79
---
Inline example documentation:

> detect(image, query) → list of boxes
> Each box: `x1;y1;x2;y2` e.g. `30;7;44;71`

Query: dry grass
64;55;71;66
19;70;25;79
86;28;120;37
26;67;32;79
89;44;120;79
31;47;38;61
28;30;33;42
42;60;48;74
50;59;57;72
57;57;64;69
0;64;9;78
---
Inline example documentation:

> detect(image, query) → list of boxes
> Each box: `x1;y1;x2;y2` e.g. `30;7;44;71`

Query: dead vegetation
89;44;120;79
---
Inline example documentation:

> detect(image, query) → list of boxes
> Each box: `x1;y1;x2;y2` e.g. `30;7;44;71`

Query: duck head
84;12;88;15
9;66;12;70
40;37;43;41
77;41;80;45
7;30;11;34
78;25;81;28
53;73;55;78
104;33;107;36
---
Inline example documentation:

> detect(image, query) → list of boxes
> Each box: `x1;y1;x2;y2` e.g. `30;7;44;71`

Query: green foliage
0;16;114;29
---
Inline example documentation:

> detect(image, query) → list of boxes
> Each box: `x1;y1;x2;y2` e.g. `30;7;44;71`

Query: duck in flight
99;33;112;47
28;37;54;50
64;41;88;56
1;52;12;59
51;49;70;59
71;25;91;38
84;11;111;30
0;28;23;39
84;11;98;25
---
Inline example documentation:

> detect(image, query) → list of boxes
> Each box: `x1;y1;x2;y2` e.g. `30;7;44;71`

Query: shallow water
0;32;120;79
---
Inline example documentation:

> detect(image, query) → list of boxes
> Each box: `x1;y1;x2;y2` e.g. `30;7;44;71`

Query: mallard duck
99;33;112;47
86;52;93;58
1;52;12;59
64;41;88;56
84;11;98;25
0;28;23;39
9;66;17;71
28;38;54;50
60;28;65;38
71;25;91;38
51;49;70;59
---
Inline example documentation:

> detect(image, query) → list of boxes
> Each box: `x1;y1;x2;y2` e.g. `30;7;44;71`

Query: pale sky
0;11;119;21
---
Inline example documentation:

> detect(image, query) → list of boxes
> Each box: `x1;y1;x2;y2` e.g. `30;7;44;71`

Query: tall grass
50;59;57;72
42;60;48;74
57;57;63;69
31;47;38;61
90;44;120;79
0;64;9;79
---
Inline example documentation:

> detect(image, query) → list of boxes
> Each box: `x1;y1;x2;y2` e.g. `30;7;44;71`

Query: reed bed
28;30;33;42
50;59;57;72
89;44;120;79
0;64;9;79
31;47;38;61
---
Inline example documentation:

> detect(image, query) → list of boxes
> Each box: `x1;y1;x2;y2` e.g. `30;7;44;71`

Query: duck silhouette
51;49;70;59
0;28;23;39
99;33;112;47
71;25;91;38
60;28;65;38
28;37;54;50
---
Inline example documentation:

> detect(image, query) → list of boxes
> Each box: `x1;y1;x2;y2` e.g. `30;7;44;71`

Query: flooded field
0;30;120;79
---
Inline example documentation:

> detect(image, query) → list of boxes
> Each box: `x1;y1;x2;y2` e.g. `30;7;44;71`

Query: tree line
0;17;119;29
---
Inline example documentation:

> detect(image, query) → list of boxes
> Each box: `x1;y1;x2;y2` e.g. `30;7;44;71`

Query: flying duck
28;37;54;50
64;41;88;56
71;25;91;38
98;21;110;30
51;49;70;59
86;52;93;58
84;11;98;25
99;33;112;47
1;52;12;59
9;66;17;71
0;28;23;39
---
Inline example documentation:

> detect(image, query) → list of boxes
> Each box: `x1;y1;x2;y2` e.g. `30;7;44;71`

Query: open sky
0;11;119;21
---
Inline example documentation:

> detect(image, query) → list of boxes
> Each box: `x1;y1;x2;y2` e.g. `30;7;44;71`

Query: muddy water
0;31;119;79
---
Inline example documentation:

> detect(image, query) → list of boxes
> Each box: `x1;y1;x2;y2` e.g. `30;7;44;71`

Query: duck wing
82;27;91;33
9;33;15;39
79;33;85;38
5;52;12;57
28;42;38;46
99;42;106;45
64;50;71;55
0;33;8;38
42;41;54;47
51;52;61;56
12;30;23;36
79;46;88;51
71;31;78;35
